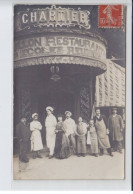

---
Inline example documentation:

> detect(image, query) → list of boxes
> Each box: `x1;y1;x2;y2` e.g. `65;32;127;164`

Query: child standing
87;119;99;157
76;117;87;157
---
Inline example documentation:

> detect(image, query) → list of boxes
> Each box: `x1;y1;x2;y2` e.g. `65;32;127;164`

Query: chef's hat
65;111;72;116
32;113;38;119
46;106;53;112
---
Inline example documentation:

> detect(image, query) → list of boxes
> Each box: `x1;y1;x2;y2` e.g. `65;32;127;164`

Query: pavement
13;148;124;180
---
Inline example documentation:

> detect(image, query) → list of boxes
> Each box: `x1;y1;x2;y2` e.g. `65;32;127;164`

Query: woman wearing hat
30;113;43;159
45;106;57;159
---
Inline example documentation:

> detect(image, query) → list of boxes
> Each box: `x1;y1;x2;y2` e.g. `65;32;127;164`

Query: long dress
30;120;43;151
54;122;71;159
94;116;110;149
88;126;98;154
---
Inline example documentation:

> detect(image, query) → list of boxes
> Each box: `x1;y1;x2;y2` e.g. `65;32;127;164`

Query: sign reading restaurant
14;36;106;61
14;5;107;71
15;5;91;31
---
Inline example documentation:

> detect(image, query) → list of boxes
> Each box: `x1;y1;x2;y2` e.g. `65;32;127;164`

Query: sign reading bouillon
14;35;106;61
15;5;91;31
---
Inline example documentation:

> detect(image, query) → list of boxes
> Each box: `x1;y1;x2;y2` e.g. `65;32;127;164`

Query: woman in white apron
30;113;43;159
45;106;57;159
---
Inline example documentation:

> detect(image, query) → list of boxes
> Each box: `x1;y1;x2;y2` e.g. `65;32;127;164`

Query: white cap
46;106;53;112
65;111;72;116
32;113;38;119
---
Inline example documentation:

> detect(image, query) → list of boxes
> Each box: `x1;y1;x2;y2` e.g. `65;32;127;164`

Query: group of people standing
16;106;124;163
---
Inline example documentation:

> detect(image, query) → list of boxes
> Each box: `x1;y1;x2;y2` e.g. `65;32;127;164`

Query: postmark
98;5;123;28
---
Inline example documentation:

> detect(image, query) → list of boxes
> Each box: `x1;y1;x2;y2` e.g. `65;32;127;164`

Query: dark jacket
16;122;31;142
94;115;108;129
108;114;123;141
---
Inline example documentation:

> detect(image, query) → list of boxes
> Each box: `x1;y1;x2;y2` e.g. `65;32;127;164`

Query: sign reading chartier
15;5;91;31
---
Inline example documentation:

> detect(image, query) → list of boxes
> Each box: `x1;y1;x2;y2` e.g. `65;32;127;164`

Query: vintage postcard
13;3;126;180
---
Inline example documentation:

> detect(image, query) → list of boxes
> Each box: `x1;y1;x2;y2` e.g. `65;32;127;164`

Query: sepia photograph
13;4;126;180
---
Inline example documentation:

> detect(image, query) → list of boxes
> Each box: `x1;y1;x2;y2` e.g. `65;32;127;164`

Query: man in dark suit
16;117;31;163
108;108;124;153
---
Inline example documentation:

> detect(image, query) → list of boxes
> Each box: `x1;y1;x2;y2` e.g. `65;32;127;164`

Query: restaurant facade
14;5;125;145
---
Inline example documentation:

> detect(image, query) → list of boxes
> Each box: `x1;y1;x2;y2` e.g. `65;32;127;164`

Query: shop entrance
30;67;79;117
30;76;78;145
14;64;94;145
38;91;75;145
38;92;75;119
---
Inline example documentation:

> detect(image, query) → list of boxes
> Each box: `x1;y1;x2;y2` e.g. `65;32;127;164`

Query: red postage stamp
98;5;123;28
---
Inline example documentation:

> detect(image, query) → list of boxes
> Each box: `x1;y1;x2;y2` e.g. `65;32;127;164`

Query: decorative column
79;68;96;122
89;68;96;118
80;85;91;123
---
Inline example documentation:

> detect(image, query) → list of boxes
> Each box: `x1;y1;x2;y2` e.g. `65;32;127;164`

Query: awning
14;34;107;75
95;59;125;107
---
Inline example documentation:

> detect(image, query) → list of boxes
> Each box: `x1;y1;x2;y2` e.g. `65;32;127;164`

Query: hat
32;113;38;119
46;106;53;112
65;111;72;116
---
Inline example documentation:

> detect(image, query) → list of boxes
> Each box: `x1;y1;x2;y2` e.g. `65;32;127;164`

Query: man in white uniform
45;106;57;159
63;111;76;154
30;113;43;159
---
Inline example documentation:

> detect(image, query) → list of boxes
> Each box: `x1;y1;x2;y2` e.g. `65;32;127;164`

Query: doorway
30;77;77;145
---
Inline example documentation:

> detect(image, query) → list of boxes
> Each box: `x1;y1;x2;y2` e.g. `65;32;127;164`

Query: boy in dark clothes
16;117;31;163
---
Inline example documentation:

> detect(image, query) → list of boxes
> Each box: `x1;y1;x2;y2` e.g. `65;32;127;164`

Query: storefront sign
15;5;91;31
14;56;106;72
14;35;106;61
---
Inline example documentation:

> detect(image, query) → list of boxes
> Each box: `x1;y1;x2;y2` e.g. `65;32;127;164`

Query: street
13;149;124;180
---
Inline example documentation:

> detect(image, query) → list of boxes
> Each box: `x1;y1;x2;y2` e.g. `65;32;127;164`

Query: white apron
63;118;76;137
95;119;110;149
30;121;43;151
87;131;91;144
45;114;57;149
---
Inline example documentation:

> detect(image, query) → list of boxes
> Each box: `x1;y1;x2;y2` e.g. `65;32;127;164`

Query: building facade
14;5;125;145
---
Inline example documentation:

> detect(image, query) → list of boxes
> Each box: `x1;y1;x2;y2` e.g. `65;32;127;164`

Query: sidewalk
13;149;124;180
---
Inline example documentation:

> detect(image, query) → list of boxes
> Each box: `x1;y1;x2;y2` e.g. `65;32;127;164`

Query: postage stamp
98;5;123;28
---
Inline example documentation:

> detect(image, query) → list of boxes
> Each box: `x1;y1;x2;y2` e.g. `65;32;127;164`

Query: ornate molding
14;56;106;74
15;5;91;32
